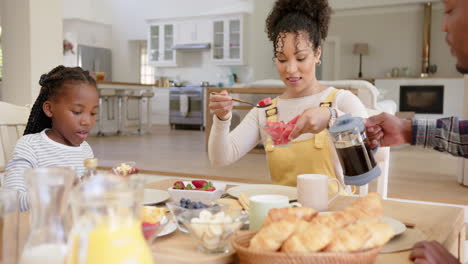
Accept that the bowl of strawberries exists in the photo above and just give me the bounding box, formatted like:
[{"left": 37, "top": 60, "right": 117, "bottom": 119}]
[
  {"left": 263, "top": 115, "right": 300, "bottom": 147},
  {"left": 168, "top": 180, "right": 226, "bottom": 204}
]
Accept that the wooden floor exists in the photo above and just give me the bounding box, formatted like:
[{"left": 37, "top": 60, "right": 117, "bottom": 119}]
[{"left": 87, "top": 125, "right": 468, "bottom": 205}]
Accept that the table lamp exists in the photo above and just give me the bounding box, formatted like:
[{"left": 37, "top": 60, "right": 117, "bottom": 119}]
[{"left": 353, "top": 43, "right": 369, "bottom": 78}]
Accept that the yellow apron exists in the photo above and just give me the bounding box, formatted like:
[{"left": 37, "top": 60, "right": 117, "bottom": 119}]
[{"left": 265, "top": 88, "right": 342, "bottom": 196}]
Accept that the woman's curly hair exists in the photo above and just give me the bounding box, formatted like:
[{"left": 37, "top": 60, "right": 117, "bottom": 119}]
[{"left": 265, "top": 0, "right": 332, "bottom": 55}]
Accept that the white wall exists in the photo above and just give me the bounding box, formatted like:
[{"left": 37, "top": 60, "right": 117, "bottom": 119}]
[
  {"left": 329, "top": 4, "right": 459, "bottom": 80},
  {"left": 1, "top": 0, "right": 63, "bottom": 105},
  {"left": 62, "top": 0, "right": 112, "bottom": 25}
]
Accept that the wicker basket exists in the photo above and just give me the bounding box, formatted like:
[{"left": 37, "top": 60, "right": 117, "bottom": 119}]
[{"left": 232, "top": 231, "right": 382, "bottom": 264}]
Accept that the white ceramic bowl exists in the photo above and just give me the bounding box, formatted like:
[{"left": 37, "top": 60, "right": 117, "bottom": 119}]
[{"left": 167, "top": 181, "right": 226, "bottom": 204}]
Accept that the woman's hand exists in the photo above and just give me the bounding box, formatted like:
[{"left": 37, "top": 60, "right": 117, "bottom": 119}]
[
  {"left": 289, "top": 107, "right": 331, "bottom": 139},
  {"left": 209, "top": 91, "right": 233, "bottom": 121}
]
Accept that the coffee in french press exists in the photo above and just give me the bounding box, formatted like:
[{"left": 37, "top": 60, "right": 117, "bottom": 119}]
[{"left": 329, "top": 114, "right": 381, "bottom": 186}]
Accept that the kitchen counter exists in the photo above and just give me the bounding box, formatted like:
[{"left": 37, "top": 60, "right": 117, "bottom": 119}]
[{"left": 97, "top": 81, "right": 156, "bottom": 90}]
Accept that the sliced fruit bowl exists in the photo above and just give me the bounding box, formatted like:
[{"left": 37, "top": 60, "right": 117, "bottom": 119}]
[
  {"left": 168, "top": 180, "right": 226, "bottom": 204},
  {"left": 263, "top": 115, "right": 300, "bottom": 147},
  {"left": 141, "top": 206, "right": 171, "bottom": 244}
]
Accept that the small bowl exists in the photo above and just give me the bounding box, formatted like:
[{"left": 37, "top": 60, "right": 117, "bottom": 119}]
[
  {"left": 166, "top": 202, "right": 226, "bottom": 233},
  {"left": 263, "top": 123, "right": 295, "bottom": 147},
  {"left": 177, "top": 206, "right": 248, "bottom": 254},
  {"left": 167, "top": 181, "right": 225, "bottom": 204},
  {"left": 112, "top": 161, "right": 138, "bottom": 177}
]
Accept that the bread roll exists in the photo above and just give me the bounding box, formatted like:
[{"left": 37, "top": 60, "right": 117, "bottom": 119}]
[
  {"left": 324, "top": 223, "right": 372, "bottom": 252},
  {"left": 361, "top": 222, "right": 394, "bottom": 249},
  {"left": 263, "top": 207, "right": 317, "bottom": 227},
  {"left": 249, "top": 215, "right": 297, "bottom": 251},
  {"left": 281, "top": 223, "right": 333, "bottom": 253}
]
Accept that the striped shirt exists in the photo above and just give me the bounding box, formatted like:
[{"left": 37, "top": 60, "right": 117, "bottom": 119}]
[
  {"left": 3, "top": 129, "right": 94, "bottom": 211},
  {"left": 412, "top": 117, "right": 468, "bottom": 158}
]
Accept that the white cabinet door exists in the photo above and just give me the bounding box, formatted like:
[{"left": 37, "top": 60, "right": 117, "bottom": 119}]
[
  {"left": 176, "top": 20, "right": 211, "bottom": 44},
  {"left": 211, "top": 15, "right": 244, "bottom": 65},
  {"left": 148, "top": 23, "right": 177, "bottom": 66}
]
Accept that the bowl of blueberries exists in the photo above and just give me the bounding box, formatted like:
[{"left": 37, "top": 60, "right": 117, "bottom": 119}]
[{"left": 166, "top": 199, "right": 224, "bottom": 233}]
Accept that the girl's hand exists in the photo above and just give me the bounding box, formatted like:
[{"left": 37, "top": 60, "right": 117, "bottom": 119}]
[
  {"left": 209, "top": 91, "right": 233, "bottom": 121},
  {"left": 290, "top": 107, "right": 331, "bottom": 139}
]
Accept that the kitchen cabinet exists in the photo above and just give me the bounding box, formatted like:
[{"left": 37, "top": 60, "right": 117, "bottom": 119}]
[
  {"left": 211, "top": 15, "right": 244, "bottom": 65},
  {"left": 148, "top": 23, "right": 177, "bottom": 66},
  {"left": 175, "top": 20, "right": 211, "bottom": 45}
]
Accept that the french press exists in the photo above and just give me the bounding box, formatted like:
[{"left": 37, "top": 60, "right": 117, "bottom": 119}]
[{"left": 329, "top": 114, "right": 381, "bottom": 186}]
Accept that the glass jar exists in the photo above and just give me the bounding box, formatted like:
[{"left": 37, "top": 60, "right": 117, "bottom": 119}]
[
  {"left": 66, "top": 174, "right": 153, "bottom": 264},
  {"left": 19, "top": 167, "right": 75, "bottom": 264},
  {"left": 329, "top": 115, "right": 381, "bottom": 186}
]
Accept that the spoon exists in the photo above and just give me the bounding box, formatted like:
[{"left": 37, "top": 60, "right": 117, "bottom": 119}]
[{"left": 210, "top": 92, "right": 272, "bottom": 108}]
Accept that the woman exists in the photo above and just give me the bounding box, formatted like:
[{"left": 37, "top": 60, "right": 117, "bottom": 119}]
[{"left": 208, "top": 0, "right": 367, "bottom": 194}]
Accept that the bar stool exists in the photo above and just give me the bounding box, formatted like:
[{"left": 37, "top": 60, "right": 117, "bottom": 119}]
[
  {"left": 141, "top": 89, "right": 155, "bottom": 134},
  {"left": 115, "top": 89, "right": 128, "bottom": 136},
  {"left": 97, "top": 88, "right": 117, "bottom": 136},
  {"left": 116, "top": 89, "right": 146, "bottom": 135}
]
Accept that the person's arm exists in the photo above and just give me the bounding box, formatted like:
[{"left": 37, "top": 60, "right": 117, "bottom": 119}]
[
  {"left": 208, "top": 108, "right": 261, "bottom": 167},
  {"left": 4, "top": 139, "right": 38, "bottom": 212},
  {"left": 413, "top": 117, "right": 468, "bottom": 158}
]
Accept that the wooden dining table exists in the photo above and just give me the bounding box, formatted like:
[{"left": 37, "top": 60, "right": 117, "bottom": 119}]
[{"left": 146, "top": 178, "right": 465, "bottom": 264}]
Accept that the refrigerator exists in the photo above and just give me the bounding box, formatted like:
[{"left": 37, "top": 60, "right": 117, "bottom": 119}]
[{"left": 77, "top": 44, "right": 112, "bottom": 81}]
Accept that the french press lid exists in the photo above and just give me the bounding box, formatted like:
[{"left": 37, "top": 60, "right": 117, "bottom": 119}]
[{"left": 328, "top": 114, "right": 364, "bottom": 136}]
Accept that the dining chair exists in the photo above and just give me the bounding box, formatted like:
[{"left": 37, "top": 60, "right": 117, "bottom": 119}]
[{"left": 0, "top": 101, "right": 30, "bottom": 180}]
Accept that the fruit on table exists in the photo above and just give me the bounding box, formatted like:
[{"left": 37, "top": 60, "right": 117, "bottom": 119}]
[
  {"left": 263, "top": 115, "right": 300, "bottom": 146},
  {"left": 257, "top": 97, "right": 272, "bottom": 107},
  {"left": 173, "top": 181, "right": 185, "bottom": 189},
  {"left": 179, "top": 198, "right": 210, "bottom": 209},
  {"left": 172, "top": 180, "right": 217, "bottom": 191},
  {"left": 142, "top": 221, "right": 161, "bottom": 240},
  {"left": 142, "top": 206, "right": 167, "bottom": 223},
  {"left": 115, "top": 163, "right": 138, "bottom": 176},
  {"left": 188, "top": 210, "right": 242, "bottom": 250}
]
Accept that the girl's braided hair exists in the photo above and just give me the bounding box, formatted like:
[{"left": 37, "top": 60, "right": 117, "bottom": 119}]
[
  {"left": 265, "top": 0, "right": 332, "bottom": 56},
  {"left": 23, "top": 65, "right": 97, "bottom": 135}
]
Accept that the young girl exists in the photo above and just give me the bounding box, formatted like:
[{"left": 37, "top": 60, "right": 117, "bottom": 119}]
[
  {"left": 208, "top": 0, "right": 368, "bottom": 194},
  {"left": 4, "top": 65, "right": 99, "bottom": 211}
]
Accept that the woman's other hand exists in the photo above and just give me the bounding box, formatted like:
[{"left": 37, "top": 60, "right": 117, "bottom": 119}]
[
  {"left": 290, "top": 107, "right": 331, "bottom": 139},
  {"left": 209, "top": 91, "right": 233, "bottom": 121}
]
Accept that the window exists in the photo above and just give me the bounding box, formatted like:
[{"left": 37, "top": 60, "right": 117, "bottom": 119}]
[{"left": 140, "top": 40, "right": 155, "bottom": 84}]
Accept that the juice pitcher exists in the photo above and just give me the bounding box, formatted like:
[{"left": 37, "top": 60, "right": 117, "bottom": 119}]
[
  {"left": 66, "top": 174, "right": 153, "bottom": 264},
  {"left": 19, "top": 167, "right": 75, "bottom": 264}
]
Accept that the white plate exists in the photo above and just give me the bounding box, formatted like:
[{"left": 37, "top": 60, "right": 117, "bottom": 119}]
[
  {"left": 382, "top": 216, "right": 406, "bottom": 236},
  {"left": 157, "top": 220, "right": 177, "bottom": 237},
  {"left": 318, "top": 212, "right": 407, "bottom": 236},
  {"left": 143, "top": 189, "right": 170, "bottom": 205},
  {"left": 227, "top": 184, "right": 297, "bottom": 201}
]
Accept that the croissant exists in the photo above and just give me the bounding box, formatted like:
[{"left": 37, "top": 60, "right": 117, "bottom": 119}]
[
  {"left": 263, "top": 207, "right": 317, "bottom": 227},
  {"left": 281, "top": 223, "right": 333, "bottom": 253},
  {"left": 309, "top": 211, "right": 357, "bottom": 230},
  {"left": 351, "top": 192, "right": 384, "bottom": 220},
  {"left": 361, "top": 222, "right": 394, "bottom": 249},
  {"left": 324, "top": 223, "right": 372, "bottom": 252},
  {"left": 249, "top": 215, "right": 298, "bottom": 251}
]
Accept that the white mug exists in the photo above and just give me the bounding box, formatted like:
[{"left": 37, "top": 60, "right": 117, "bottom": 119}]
[
  {"left": 297, "top": 174, "right": 341, "bottom": 211},
  {"left": 249, "top": 194, "right": 301, "bottom": 231}
]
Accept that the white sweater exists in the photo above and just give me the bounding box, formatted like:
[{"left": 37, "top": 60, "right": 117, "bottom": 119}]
[
  {"left": 208, "top": 87, "right": 368, "bottom": 182},
  {"left": 4, "top": 129, "right": 94, "bottom": 211}
]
